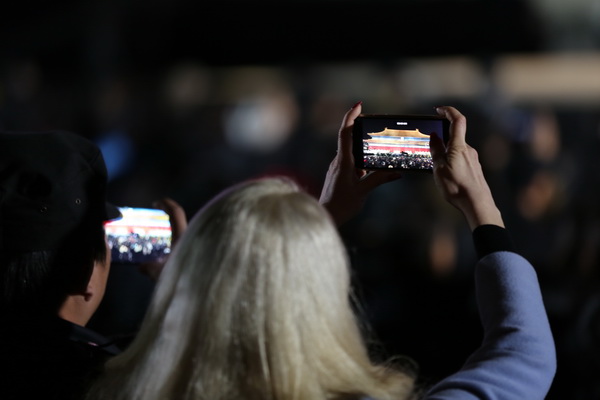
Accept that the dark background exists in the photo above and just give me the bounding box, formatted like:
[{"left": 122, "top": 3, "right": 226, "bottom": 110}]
[{"left": 2, "top": 1, "right": 600, "bottom": 398}]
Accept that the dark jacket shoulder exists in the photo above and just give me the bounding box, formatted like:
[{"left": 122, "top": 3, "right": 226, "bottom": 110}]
[{"left": 0, "top": 316, "right": 121, "bottom": 400}]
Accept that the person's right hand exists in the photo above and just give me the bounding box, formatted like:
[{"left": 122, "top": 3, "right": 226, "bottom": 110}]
[
  {"left": 429, "top": 106, "right": 504, "bottom": 231},
  {"left": 319, "top": 101, "right": 402, "bottom": 226}
]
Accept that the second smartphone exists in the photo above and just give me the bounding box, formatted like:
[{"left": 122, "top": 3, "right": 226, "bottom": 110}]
[{"left": 105, "top": 207, "right": 172, "bottom": 264}]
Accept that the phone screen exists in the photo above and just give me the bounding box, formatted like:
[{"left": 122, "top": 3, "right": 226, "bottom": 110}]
[
  {"left": 352, "top": 114, "right": 449, "bottom": 171},
  {"left": 105, "top": 207, "right": 172, "bottom": 264}
]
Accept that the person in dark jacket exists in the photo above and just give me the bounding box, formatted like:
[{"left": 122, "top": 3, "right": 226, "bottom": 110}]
[{"left": 0, "top": 130, "right": 123, "bottom": 400}]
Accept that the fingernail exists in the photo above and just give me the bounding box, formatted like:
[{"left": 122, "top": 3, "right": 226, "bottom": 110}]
[
  {"left": 351, "top": 101, "right": 363, "bottom": 109},
  {"left": 434, "top": 106, "right": 443, "bottom": 114}
]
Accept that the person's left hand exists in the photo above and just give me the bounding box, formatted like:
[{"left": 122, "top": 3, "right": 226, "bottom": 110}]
[
  {"left": 319, "top": 101, "right": 402, "bottom": 226},
  {"left": 137, "top": 197, "right": 188, "bottom": 281}
]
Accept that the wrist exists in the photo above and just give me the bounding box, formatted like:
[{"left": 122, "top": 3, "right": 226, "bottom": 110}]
[
  {"left": 456, "top": 190, "right": 504, "bottom": 231},
  {"left": 464, "top": 202, "right": 504, "bottom": 231}
]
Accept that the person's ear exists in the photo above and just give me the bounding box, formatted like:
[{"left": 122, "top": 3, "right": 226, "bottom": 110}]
[{"left": 83, "top": 284, "right": 93, "bottom": 302}]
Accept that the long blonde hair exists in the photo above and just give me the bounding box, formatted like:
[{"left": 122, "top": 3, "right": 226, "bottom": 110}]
[{"left": 87, "top": 177, "right": 416, "bottom": 400}]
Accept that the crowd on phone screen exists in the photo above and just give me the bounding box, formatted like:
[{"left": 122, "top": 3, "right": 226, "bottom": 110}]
[
  {"left": 364, "top": 152, "right": 434, "bottom": 170},
  {"left": 107, "top": 234, "right": 171, "bottom": 264}
]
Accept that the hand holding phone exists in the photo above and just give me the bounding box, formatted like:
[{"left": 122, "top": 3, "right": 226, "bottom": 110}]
[
  {"left": 320, "top": 102, "right": 404, "bottom": 227},
  {"left": 352, "top": 114, "right": 449, "bottom": 171}
]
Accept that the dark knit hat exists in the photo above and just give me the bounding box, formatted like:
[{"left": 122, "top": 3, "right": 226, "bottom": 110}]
[{"left": 0, "top": 130, "right": 121, "bottom": 252}]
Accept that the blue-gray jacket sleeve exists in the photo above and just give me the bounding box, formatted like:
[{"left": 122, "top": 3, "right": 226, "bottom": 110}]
[{"left": 424, "top": 250, "right": 557, "bottom": 400}]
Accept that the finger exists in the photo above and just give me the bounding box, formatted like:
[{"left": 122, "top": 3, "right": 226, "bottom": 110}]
[
  {"left": 436, "top": 106, "right": 467, "bottom": 148},
  {"left": 337, "top": 101, "right": 362, "bottom": 162}
]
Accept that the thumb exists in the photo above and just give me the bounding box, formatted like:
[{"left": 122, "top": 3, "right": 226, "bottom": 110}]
[{"left": 153, "top": 197, "right": 187, "bottom": 245}]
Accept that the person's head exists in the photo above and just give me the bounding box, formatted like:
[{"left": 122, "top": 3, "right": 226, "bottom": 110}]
[
  {"left": 87, "top": 177, "right": 415, "bottom": 400},
  {"left": 0, "top": 130, "right": 121, "bottom": 320}
]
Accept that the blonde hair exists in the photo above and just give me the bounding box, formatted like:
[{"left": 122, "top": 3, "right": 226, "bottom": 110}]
[{"left": 87, "top": 177, "right": 416, "bottom": 400}]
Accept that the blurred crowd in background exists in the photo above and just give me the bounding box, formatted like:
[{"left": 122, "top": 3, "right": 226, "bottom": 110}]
[{"left": 2, "top": 1, "right": 600, "bottom": 398}]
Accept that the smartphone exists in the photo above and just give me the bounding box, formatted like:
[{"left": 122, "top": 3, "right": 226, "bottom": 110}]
[
  {"left": 352, "top": 114, "right": 449, "bottom": 171},
  {"left": 104, "top": 207, "right": 172, "bottom": 264}
]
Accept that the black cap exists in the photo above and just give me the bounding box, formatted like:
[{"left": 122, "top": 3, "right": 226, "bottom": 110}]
[{"left": 0, "top": 130, "right": 122, "bottom": 253}]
